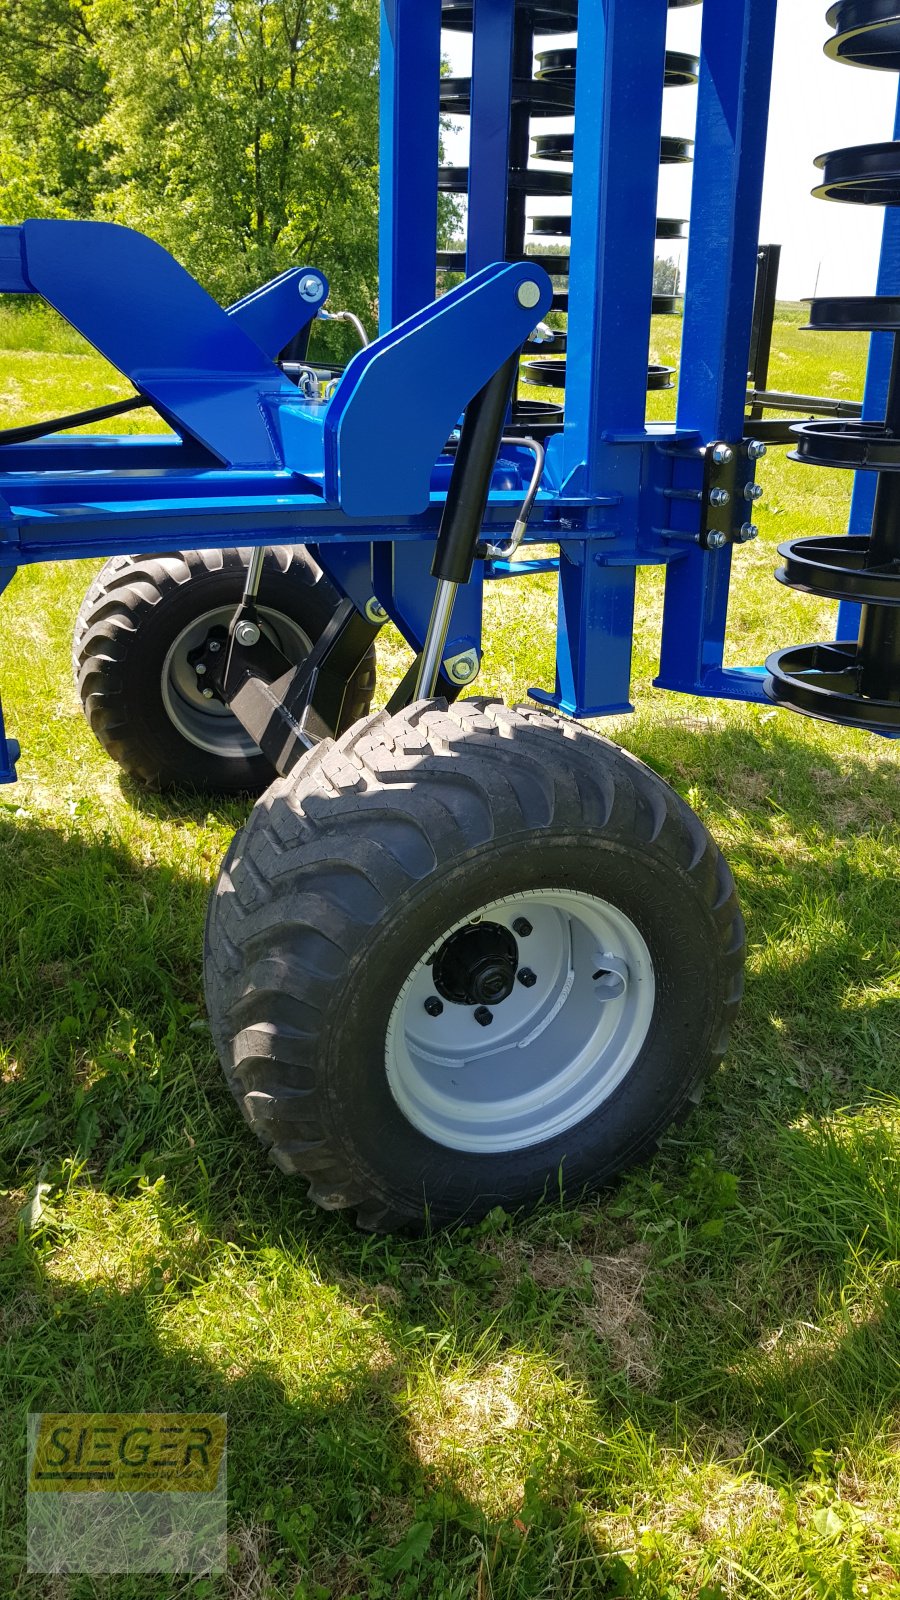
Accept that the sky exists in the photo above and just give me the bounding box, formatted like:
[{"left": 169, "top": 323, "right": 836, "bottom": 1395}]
[{"left": 444, "top": 0, "right": 899, "bottom": 301}]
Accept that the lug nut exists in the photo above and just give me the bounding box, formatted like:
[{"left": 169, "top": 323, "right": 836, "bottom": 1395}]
[
  {"left": 709, "top": 488, "right": 730, "bottom": 507},
  {"left": 474, "top": 1006, "right": 494, "bottom": 1027},
  {"left": 207, "top": 639, "right": 222, "bottom": 654},
  {"left": 195, "top": 662, "right": 207, "bottom": 676},
  {"left": 745, "top": 482, "right": 764, "bottom": 502},
  {"left": 512, "top": 918, "right": 532, "bottom": 937},
  {"left": 424, "top": 996, "right": 443, "bottom": 1017},
  {"left": 517, "top": 968, "right": 537, "bottom": 989},
  {"left": 711, "top": 443, "right": 733, "bottom": 465},
  {"left": 201, "top": 687, "right": 215, "bottom": 700}
]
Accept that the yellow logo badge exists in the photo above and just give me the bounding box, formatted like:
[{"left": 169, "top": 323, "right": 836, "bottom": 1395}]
[{"left": 29, "top": 1414, "right": 226, "bottom": 1494}]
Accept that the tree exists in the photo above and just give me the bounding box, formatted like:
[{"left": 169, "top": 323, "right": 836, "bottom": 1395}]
[
  {"left": 0, "top": 0, "right": 382, "bottom": 327},
  {"left": 90, "top": 0, "right": 381, "bottom": 315},
  {"left": 0, "top": 0, "right": 108, "bottom": 218}
]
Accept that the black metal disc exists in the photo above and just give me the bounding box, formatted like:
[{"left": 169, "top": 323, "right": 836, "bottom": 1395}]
[
  {"left": 439, "top": 75, "right": 574, "bottom": 116},
  {"left": 776, "top": 534, "right": 900, "bottom": 604},
  {"left": 522, "top": 358, "right": 567, "bottom": 389},
  {"left": 655, "top": 217, "right": 690, "bottom": 240},
  {"left": 790, "top": 418, "right": 900, "bottom": 470},
  {"left": 813, "top": 142, "right": 900, "bottom": 204},
  {"left": 765, "top": 640, "right": 900, "bottom": 731},
  {"left": 438, "top": 165, "right": 572, "bottom": 196},
  {"left": 530, "top": 214, "right": 573, "bottom": 238},
  {"left": 803, "top": 294, "right": 900, "bottom": 330},
  {"left": 535, "top": 46, "right": 698, "bottom": 88},
  {"left": 532, "top": 132, "right": 694, "bottom": 164},
  {"left": 441, "top": 0, "right": 579, "bottom": 32},
  {"left": 436, "top": 249, "right": 569, "bottom": 274},
  {"left": 509, "top": 397, "right": 565, "bottom": 436},
  {"left": 826, "top": 1, "right": 900, "bottom": 71},
  {"left": 521, "top": 358, "right": 675, "bottom": 391}
]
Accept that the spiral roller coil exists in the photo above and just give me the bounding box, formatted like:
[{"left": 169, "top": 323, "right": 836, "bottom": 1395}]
[
  {"left": 766, "top": 0, "right": 900, "bottom": 732},
  {"left": 438, "top": 0, "right": 701, "bottom": 437}
]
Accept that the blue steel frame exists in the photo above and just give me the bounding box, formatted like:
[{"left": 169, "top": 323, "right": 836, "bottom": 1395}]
[{"left": 0, "top": 0, "right": 897, "bottom": 785}]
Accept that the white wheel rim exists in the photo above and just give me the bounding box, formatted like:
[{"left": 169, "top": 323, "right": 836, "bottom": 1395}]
[
  {"left": 385, "top": 888, "right": 656, "bottom": 1153},
  {"left": 160, "top": 605, "right": 312, "bottom": 759}
]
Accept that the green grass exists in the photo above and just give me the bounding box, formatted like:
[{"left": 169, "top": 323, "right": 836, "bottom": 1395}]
[{"left": 0, "top": 304, "right": 899, "bottom": 1600}]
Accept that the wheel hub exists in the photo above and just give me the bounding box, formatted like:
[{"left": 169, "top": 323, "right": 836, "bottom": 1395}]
[
  {"left": 385, "top": 889, "right": 656, "bottom": 1154},
  {"left": 432, "top": 920, "right": 519, "bottom": 1007},
  {"left": 160, "top": 604, "right": 313, "bottom": 759}
]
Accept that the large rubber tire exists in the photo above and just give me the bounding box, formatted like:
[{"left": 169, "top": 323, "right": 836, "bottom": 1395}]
[
  {"left": 204, "top": 700, "right": 745, "bottom": 1231},
  {"left": 73, "top": 547, "right": 377, "bottom": 795}
]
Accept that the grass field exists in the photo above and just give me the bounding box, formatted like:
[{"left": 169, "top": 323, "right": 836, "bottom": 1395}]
[{"left": 0, "top": 303, "right": 898, "bottom": 1600}]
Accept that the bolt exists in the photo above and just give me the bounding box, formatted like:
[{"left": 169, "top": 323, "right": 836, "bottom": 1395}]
[
  {"left": 298, "top": 274, "right": 323, "bottom": 303},
  {"left": 706, "top": 530, "right": 728, "bottom": 551},
  {"left": 711, "top": 443, "right": 734, "bottom": 466},
  {"left": 446, "top": 651, "right": 479, "bottom": 684},
  {"left": 745, "top": 482, "right": 764, "bottom": 502},
  {"left": 739, "top": 522, "right": 759, "bottom": 543},
  {"left": 207, "top": 639, "right": 222, "bottom": 654},
  {"left": 201, "top": 687, "right": 215, "bottom": 700},
  {"left": 474, "top": 1006, "right": 494, "bottom": 1027},
  {"left": 709, "top": 488, "right": 730, "bottom": 507},
  {"left": 195, "top": 662, "right": 207, "bottom": 676},
  {"left": 424, "top": 996, "right": 443, "bottom": 1017},
  {"left": 748, "top": 440, "right": 768, "bottom": 461},
  {"left": 516, "top": 280, "right": 542, "bottom": 310},
  {"left": 235, "top": 620, "right": 261, "bottom": 648},
  {"left": 365, "top": 597, "right": 388, "bottom": 625},
  {"left": 517, "top": 968, "right": 537, "bottom": 989},
  {"left": 512, "top": 918, "right": 532, "bottom": 937}
]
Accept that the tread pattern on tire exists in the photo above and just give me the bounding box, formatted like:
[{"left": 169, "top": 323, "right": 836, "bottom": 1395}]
[
  {"left": 204, "top": 699, "right": 746, "bottom": 1230},
  {"left": 73, "top": 546, "right": 377, "bottom": 791}
]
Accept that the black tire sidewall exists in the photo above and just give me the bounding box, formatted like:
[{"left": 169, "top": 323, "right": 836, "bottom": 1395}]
[{"left": 317, "top": 831, "right": 723, "bottom": 1221}]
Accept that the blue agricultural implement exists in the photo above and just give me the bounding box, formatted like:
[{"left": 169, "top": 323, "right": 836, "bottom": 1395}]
[{"left": 1, "top": 0, "right": 897, "bottom": 1228}]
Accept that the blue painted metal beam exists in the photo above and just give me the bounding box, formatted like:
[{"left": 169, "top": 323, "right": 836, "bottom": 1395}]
[
  {"left": 656, "top": 0, "right": 778, "bottom": 700},
  {"left": 380, "top": 0, "right": 442, "bottom": 332},
  {"left": 466, "top": 0, "right": 515, "bottom": 274}
]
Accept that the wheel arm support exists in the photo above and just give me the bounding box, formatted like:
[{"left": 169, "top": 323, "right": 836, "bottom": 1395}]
[{"left": 201, "top": 598, "right": 380, "bottom": 776}]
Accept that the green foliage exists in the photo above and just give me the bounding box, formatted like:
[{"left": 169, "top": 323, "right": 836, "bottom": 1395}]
[{"left": 0, "top": 0, "right": 382, "bottom": 320}]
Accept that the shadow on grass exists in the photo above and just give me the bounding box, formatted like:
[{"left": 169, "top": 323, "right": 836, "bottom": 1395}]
[{"left": 0, "top": 711, "right": 897, "bottom": 1594}]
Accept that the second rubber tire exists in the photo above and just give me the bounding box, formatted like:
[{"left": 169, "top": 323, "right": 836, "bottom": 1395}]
[{"left": 73, "top": 547, "right": 378, "bottom": 795}]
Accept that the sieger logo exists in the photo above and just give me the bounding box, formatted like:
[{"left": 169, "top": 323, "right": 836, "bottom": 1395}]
[{"left": 29, "top": 1414, "right": 226, "bottom": 1494}]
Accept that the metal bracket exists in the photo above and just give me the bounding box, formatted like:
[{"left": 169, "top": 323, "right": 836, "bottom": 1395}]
[
  {"left": 197, "top": 596, "right": 380, "bottom": 777},
  {"left": 699, "top": 440, "right": 766, "bottom": 550}
]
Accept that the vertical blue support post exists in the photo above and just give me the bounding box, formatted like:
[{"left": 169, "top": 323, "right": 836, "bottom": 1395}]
[
  {"left": 466, "top": 0, "right": 515, "bottom": 274},
  {"left": 534, "top": 0, "right": 668, "bottom": 717},
  {"left": 380, "top": 0, "right": 442, "bottom": 332},
  {"left": 563, "top": 0, "right": 668, "bottom": 477},
  {"left": 656, "top": 0, "right": 778, "bottom": 697},
  {"left": 839, "top": 83, "right": 900, "bottom": 640}
]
